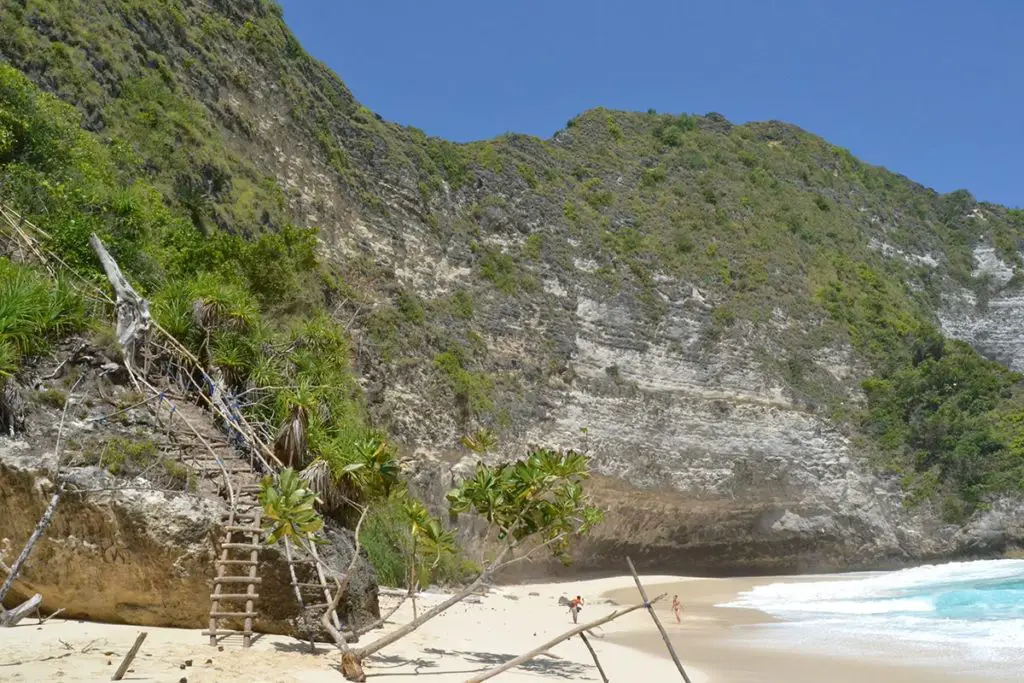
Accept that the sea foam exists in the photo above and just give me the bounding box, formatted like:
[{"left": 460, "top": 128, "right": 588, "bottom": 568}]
[{"left": 720, "top": 559, "right": 1024, "bottom": 676}]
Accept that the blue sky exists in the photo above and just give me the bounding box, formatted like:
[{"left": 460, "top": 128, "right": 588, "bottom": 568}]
[{"left": 277, "top": 1, "right": 1022, "bottom": 208}]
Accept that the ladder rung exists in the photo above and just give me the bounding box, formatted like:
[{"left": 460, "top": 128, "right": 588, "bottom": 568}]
[
  {"left": 223, "top": 525, "right": 263, "bottom": 533},
  {"left": 209, "top": 611, "right": 258, "bottom": 618},
  {"left": 220, "top": 543, "right": 262, "bottom": 550},
  {"left": 216, "top": 559, "right": 259, "bottom": 565},
  {"left": 202, "top": 629, "right": 252, "bottom": 637},
  {"left": 292, "top": 582, "right": 328, "bottom": 588},
  {"left": 211, "top": 594, "right": 259, "bottom": 600},
  {"left": 214, "top": 576, "right": 262, "bottom": 584}
]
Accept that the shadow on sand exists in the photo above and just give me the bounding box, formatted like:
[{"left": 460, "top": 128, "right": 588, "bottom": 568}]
[{"left": 365, "top": 647, "right": 589, "bottom": 679}]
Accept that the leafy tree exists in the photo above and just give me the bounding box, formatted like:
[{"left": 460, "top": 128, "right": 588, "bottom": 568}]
[{"left": 336, "top": 447, "right": 602, "bottom": 680}]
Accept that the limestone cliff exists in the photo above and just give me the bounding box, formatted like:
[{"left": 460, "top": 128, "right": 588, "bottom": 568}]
[{"left": 2, "top": 0, "right": 1024, "bottom": 579}]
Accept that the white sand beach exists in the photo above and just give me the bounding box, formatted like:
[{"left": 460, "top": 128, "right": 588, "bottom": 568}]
[
  {"left": 1, "top": 572, "right": 1004, "bottom": 683},
  {"left": 0, "top": 575, "right": 704, "bottom": 682}
]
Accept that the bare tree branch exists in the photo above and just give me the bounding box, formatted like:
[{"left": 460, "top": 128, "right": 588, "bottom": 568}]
[{"left": 465, "top": 595, "right": 667, "bottom": 683}]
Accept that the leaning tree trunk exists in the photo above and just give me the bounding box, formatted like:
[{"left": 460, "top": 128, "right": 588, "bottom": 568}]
[
  {"left": 334, "top": 544, "right": 515, "bottom": 681},
  {"left": 579, "top": 631, "right": 609, "bottom": 683},
  {"left": 0, "top": 492, "right": 61, "bottom": 618}
]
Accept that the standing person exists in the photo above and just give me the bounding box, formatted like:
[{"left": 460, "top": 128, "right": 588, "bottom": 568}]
[
  {"left": 672, "top": 594, "right": 682, "bottom": 623},
  {"left": 569, "top": 595, "right": 585, "bottom": 624}
]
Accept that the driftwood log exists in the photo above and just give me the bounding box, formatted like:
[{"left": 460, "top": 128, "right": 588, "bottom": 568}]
[
  {"left": 0, "top": 593, "right": 42, "bottom": 627},
  {"left": 0, "top": 492, "right": 61, "bottom": 626},
  {"left": 110, "top": 631, "right": 147, "bottom": 681},
  {"left": 1, "top": 370, "right": 82, "bottom": 624}
]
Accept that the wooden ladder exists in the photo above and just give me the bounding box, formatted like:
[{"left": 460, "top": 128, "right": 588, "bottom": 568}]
[
  {"left": 204, "top": 505, "right": 262, "bottom": 647},
  {"left": 283, "top": 535, "right": 343, "bottom": 634}
]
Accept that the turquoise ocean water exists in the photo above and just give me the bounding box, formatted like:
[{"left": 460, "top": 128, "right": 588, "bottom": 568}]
[{"left": 722, "top": 559, "right": 1024, "bottom": 677}]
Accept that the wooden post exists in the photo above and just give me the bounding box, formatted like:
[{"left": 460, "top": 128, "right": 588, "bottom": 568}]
[
  {"left": 625, "top": 557, "right": 691, "bottom": 683},
  {"left": 111, "top": 631, "right": 147, "bottom": 681},
  {"left": 466, "top": 596, "right": 665, "bottom": 683},
  {"left": 578, "top": 631, "right": 609, "bottom": 683},
  {"left": 0, "top": 492, "right": 61, "bottom": 608}
]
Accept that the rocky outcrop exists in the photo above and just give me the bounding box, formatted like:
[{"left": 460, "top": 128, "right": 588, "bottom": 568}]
[
  {"left": 0, "top": 343, "right": 379, "bottom": 633},
  {"left": 940, "top": 245, "right": 1024, "bottom": 372}
]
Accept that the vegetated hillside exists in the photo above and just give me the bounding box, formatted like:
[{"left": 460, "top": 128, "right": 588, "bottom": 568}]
[{"left": 3, "top": 0, "right": 1024, "bottom": 574}]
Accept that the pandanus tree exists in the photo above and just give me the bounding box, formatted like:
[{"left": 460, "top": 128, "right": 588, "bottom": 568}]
[{"left": 258, "top": 413, "right": 601, "bottom": 682}]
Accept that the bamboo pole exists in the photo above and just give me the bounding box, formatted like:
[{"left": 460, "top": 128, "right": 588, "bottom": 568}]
[
  {"left": 625, "top": 557, "right": 691, "bottom": 682},
  {"left": 466, "top": 595, "right": 665, "bottom": 683},
  {"left": 578, "top": 631, "right": 609, "bottom": 683}
]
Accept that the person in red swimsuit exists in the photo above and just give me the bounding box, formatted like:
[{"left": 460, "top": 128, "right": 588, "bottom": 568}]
[{"left": 569, "top": 595, "right": 585, "bottom": 623}]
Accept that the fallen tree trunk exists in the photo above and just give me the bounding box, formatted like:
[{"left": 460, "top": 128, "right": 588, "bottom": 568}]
[
  {"left": 465, "top": 594, "right": 666, "bottom": 683},
  {"left": 317, "top": 507, "right": 369, "bottom": 681},
  {"left": 351, "top": 543, "right": 513, "bottom": 662},
  {"left": 89, "top": 234, "right": 150, "bottom": 375}
]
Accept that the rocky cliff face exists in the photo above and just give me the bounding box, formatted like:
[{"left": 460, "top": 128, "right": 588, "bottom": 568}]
[
  {"left": 940, "top": 245, "right": 1024, "bottom": 372},
  {"left": 0, "top": 342, "right": 379, "bottom": 632},
  {"left": 3, "top": 0, "right": 1024, "bottom": 579}
]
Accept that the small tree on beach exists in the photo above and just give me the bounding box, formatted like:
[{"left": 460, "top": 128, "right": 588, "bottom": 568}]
[{"left": 334, "top": 447, "right": 603, "bottom": 680}]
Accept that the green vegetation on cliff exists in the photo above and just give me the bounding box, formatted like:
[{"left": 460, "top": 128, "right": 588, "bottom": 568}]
[
  {"left": 2, "top": 0, "right": 1024, "bottom": 521},
  {"left": 0, "top": 60, "right": 378, "bottom": 509}
]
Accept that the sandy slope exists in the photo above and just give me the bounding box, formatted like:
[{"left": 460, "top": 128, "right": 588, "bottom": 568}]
[{"left": 0, "top": 575, "right": 705, "bottom": 682}]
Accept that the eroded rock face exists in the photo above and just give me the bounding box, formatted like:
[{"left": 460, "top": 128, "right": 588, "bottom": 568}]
[
  {"left": 0, "top": 345, "right": 379, "bottom": 634},
  {"left": 0, "top": 440, "right": 380, "bottom": 635},
  {"left": 405, "top": 261, "right": 1024, "bottom": 577},
  {"left": 2, "top": 448, "right": 228, "bottom": 627}
]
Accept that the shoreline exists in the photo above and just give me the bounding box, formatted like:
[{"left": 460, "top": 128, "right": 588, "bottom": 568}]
[
  {"left": 1, "top": 570, "right": 1015, "bottom": 682},
  {"left": 602, "top": 575, "right": 1011, "bottom": 683}
]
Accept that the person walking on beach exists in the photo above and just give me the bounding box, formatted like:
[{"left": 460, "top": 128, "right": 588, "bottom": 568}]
[
  {"left": 569, "top": 595, "right": 585, "bottom": 624},
  {"left": 672, "top": 594, "right": 682, "bottom": 623}
]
